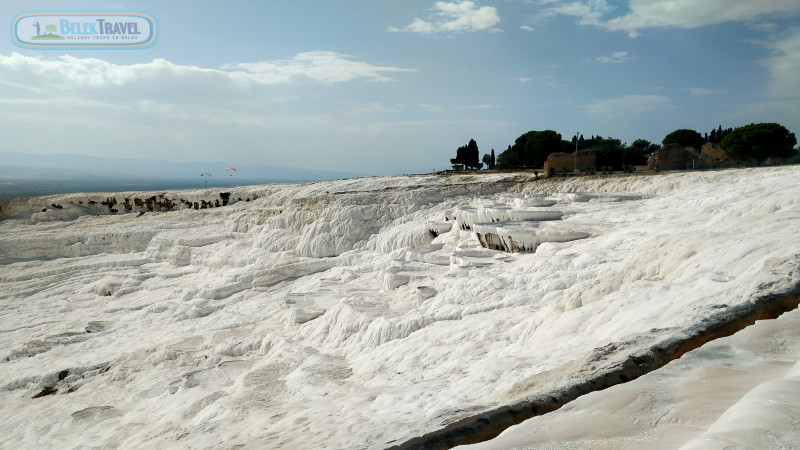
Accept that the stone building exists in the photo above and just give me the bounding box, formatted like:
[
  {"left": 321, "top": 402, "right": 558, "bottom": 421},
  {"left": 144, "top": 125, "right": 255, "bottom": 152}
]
[
  {"left": 647, "top": 144, "right": 717, "bottom": 170},
  {"left": 544, "top": 149, "right": 597, "bottom": 176}
]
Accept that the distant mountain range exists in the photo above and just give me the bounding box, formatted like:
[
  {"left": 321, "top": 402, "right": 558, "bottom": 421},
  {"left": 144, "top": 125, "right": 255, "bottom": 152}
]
[{"left": 0, "top": 151, "right": 364, "bottom": 200}]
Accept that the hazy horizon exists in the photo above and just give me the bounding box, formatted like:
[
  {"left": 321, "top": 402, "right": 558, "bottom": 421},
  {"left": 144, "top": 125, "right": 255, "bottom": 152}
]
[{"left": 0, "top": 150, "right": 371, "bottom": 201}]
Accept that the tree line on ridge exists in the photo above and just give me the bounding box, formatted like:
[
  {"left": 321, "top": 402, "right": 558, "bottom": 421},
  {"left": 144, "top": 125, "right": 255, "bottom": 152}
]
[{"left": 450, "top": 123, "right": 797, "bottom": 171}]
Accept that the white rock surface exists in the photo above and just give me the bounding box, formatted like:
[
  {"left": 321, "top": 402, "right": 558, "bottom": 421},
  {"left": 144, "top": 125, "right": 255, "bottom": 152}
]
[
  {"left": 1, "top": 168, "right": 799, "bottom": 449},
  {"left": 459, "top": 304, "right": 800, "bottom": 450}
]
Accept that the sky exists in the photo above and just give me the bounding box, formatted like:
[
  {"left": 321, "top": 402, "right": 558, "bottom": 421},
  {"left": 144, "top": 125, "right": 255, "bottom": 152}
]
[{"left": 1, "top": 0, "right": 799, "bottom": 176}]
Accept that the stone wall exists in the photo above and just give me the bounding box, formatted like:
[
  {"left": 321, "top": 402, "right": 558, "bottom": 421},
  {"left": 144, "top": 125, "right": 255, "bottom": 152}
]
[
  {"left": 701, "top": 142, "right": 725, "bottom": 161},
  {"left": 648, "top": 144, "right": 715, "bottom": 170},
  {"left": 544, "top": 150, "right": 597, "bottom": 176}
]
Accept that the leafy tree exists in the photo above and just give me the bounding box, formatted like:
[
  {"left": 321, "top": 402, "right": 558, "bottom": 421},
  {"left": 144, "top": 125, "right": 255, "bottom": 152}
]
[
  {"left": 593, "top": 138, "right": 627, "bottom": 169},
  {"left": 720, "top": 123, "right": 797, "bottom": 163},
  {"left": 568, "top": 134, "right": 586, "bottom": 149},
  {"left": 571, "top": 135, "right": 649, "bottom": 170},
  {"left": 496, "top": 145, "right": 518, "bottom": 168},
  {"left": 706, "top": 125, "right": 734, "bottom": 144},
  {"left": 578, "top": 135, "right": 598, "bottom": 150},
  {"left": 467, "top": 139, "right": 479, "bottom": 166},
  {"left": 45, "top": 24, "right": 56, "bottom": 34},
  {"left": 481, "top": 149, "right": 496, "bottom": 169},
  {"left": 630, "top": 139, "right": 659, "bottom": 159},
  {"left": 663, "top": 129, "right": 704, "bottom": 150},
  {"left": 510, "top": 130, "right": 564, "bottom": 168},
  {"left": 450, "top": 138, "right": 481, "bottom": 169},
  {"left": 719, "top": 127, "right": 733, "bottom": 143},
  {"left": 450, "top": 145, "right": 466, "bottom": 169}
]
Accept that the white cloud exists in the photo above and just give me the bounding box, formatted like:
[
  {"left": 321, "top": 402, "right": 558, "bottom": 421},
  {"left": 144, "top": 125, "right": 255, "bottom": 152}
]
[
  {"left": 0, "top": 53, "right": 146, "bottom": 91},
  {"left": 520, "top": 25, "right": 534, "bottom": 31},
  {"left": 689, "top": 87, "right": 714, "bottom": 96},
  {"left": 509, "top": 76, "right": 532, "bottom": 82},
  {"left": 463, "top": 104, "right": 501, "bottom": 109},
  {"left": 585, "top": 94, "right": 669, "bottom": 116},
  {"left": 341, "top": 102, "right": 399, "bottom": 116},
  {"left": 741, "top": 29, "right": 800, "bottom": 136},
  {"left": 605, "top": 0, "right": 800, "bottom": 37},
  {"left": 390, "top": 1, "right": 501, "bottom": 34},
  {"left": 419, "top": 103, "right": 501, "bottom": 112},
  {"left": 538, "top": 0, "right": 800, "bottom": 37},
  {"left": 0, "top": 52, "right": 420, "bottom": 171},
  {"left": 401, "top": 18, "right": 437, "bottom": 34},
  {"left": 230, "top": 52, "right": 416, "bottom": 83},
  {"left": 0, "top": 51, "right": 416, "bottom": 95},
  {"left": 541, "top": 74, "right": 568, "bottom": 88},
  {"left": 538, "top": 0, "right": 612, "bottom": 27},
  {"left": 765, "top": 29, "right": 800, "bottom": 98},
  {"left": 419, "top": 103, "right": 447, "bottom": 113},
  {"left": 596, "top": 51, "right": 631, "bottom": 63}
]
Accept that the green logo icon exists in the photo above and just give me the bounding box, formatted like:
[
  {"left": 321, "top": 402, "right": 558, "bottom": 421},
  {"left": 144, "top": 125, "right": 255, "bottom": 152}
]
[{"left": 30, "top": 21, "right": 64, "bottom": 40}]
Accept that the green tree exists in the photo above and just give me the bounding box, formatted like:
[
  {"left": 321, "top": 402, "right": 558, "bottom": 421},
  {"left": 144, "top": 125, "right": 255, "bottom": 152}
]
[
  {"left": 496, "top": 145, "right": 518, "bottom": 168},
  {"left": 593, "top": 138, "right": 627, "bottom": 170},
  {"left": 482, "top": 149, "right": 496, "bottom": 169},
  {"left": 450, "top": 146, "right": 465, "bottom": 169},
  {"left": 450, "top": 139, "right": 481, "bottom": 169},
  {"left": 707, "top": 125, "right": 734, "bottom": 144},
  {"left": 662, "top": 129, "right": 704, "bottom": 150},
  {"left": 720, "top": 123, "right": 797, "bottom": 163},
  {"left": 568, "top": 135, "right": 647, "bottom": 170},
  {"left": 630, "top": 139, "right": 659, "bottom": 160},
  {"left": 467, "top": 139, "right": 480, "bottom": 169},
  {"left": 512, "top": 130, "right": 564, "bottom": 168}
]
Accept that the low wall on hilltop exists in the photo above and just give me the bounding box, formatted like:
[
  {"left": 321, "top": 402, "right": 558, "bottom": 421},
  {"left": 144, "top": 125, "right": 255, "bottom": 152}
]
[{"left": 544, "top": 150, "right": 597, "bottom": 176}]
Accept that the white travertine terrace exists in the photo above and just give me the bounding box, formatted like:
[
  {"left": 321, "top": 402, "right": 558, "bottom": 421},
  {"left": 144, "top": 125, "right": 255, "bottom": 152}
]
[{"left": 1, "top": 167, "right": 799, "bottom": 448}]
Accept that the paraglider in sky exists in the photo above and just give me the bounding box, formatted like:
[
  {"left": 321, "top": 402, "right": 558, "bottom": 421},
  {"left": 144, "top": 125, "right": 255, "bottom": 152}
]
[
  {"left": 225, "top": 167, "right": 237, "bottom": 176},
  {"left": 201, "top": 172, "right": 212, "bottom": 183}
]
